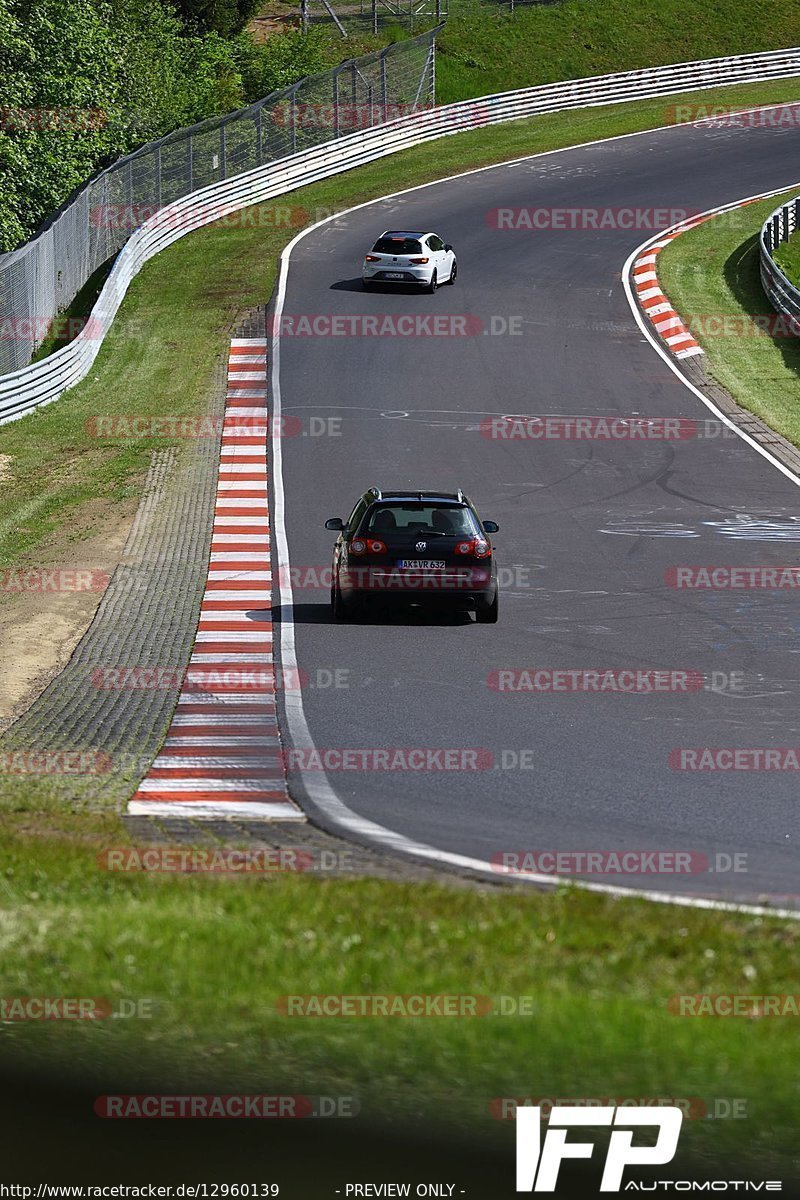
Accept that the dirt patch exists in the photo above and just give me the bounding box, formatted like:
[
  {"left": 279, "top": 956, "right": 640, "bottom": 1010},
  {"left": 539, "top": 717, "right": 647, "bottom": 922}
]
[
  {"left": 0, "top": 455, "right": 12, "bottom": 483},
  {"left": 0, "top": 501, "right": 138, "bottom": 732},
  {"left": 248, "top": 11, "right": 299, "bottom": 42}
]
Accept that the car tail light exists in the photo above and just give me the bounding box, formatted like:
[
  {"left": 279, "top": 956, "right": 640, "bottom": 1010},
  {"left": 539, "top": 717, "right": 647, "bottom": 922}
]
[
  {"left": 364, "top": 255, "right": 380, "bottom": 262},
  {"left": 455, "top": 538, "right": 491, "bottom": 558},
  {"left": 409, "top": 257, "right": 429, "bottom": 264},
  {"left": 350, "top": 537, "right": 386, "bottom": 555}
]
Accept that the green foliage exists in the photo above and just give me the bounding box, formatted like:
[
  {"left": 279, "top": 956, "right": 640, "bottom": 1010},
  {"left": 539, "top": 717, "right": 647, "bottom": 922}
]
[
  {"left": 165, "top": 0, "right": 261, "bottom": 37},
  {"left": 0, "top": 0, "right": 359, "bottom": 253},
  {"left": 232, "top": 28, "right": 332, "bottom": 103},
  {"left": 0, "top": 0, "right": 254, "bottom": 251}
]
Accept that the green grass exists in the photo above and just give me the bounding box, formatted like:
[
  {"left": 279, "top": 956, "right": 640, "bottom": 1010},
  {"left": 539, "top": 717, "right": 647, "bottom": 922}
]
[
  {"left": 659, "top": 189, "right": 800, "bottom": 447},
  {"left": 30, "top": 261, "right": 114, "bottom": 364},
  {"left": 1, "top": 816, "right": 800, "bottom": 1174},
  {"left": 436, "top": 0, "right": 800, "bottom": 103},
  {"left": 4, "top": 75, "right": 800, "bottom": 572},
  {"left": 5, "top": 81, "right": 800, "bottom": 1175},
  {"left": 773, "top": 214, "right": 800, "bottom": 286}
]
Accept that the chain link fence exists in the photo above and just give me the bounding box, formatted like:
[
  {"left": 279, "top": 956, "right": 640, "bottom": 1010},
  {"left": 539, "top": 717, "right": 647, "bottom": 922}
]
[
  {"left": 297, "top": 0, "right": 446, "bottom": 37},
  {"left": 0, "top": 28, "right": 438, "bottom": 376}
]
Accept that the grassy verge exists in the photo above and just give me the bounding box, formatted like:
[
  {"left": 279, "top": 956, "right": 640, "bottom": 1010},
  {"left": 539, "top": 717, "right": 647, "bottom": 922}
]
[
  {"left": 659, "top": 189, "right": 800, "bottom": 447},
  {"left": 772, "top": 214, "right": 800, "bottom": 285},
  {"left": 30, "top": 261, "right": 115, "bottom": 364},
  {"left": 436, "top": 0, "right": 800, "bottom": 103},
  {"left": 2, "top": 816, "right": 800, "bottom": 1175},
  {"left": 5, "top": 75, "right": 800, "bottom": 572},
  {"left": 5, "top": 81, "right": 800, "bottom": 1176}
]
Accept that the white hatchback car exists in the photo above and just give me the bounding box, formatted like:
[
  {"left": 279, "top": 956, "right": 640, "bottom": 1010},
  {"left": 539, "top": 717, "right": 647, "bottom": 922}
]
[{"left": 362, "top": 230, "right": 457, "bottom": 293}]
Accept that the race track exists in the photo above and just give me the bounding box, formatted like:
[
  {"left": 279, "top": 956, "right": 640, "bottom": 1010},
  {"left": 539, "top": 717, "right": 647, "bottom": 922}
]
[{"left": 273, "top": 110, "right": 800, "bottom": 907}]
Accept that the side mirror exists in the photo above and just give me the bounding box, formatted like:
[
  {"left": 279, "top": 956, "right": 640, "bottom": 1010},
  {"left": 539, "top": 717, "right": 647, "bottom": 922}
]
[
  {"left": 444, "top": 243, "right": 453, "bottom": 251},
  {"left": 325, "top": 517, "right": 345, "bottom": 531},
  {"left": 483, "top": 520, "right": 499, "bottom": 533}
]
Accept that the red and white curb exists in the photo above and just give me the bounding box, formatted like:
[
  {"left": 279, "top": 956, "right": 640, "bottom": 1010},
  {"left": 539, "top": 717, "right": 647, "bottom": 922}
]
[
  {"left": 632, "top": 194, "right": 775, "bottom": 361},
  {"left": 128, "top": 336, "right": 303, "bottom": 821},
  {"left": 631, "top": 220, "right": 710, "bottom": 359}
]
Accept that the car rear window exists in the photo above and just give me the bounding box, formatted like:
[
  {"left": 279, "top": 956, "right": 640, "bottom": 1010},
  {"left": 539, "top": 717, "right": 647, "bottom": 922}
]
[
  {"left": 364, "top": 504, "right": 479, "bottom": 536},
  {"left": 372, "top": 237, "right": 423, "bottom": 255}
]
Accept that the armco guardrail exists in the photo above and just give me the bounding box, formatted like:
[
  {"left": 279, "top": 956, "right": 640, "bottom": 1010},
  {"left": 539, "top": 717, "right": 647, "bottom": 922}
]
[
  {"left": 760, "top": 194, "right": 800, "bottom": 332},
  {"left": 0, "top": 28, "right": 439, "bottom": 380},
  {"left": 4, "top": 44, "right": 800, "bottom": 425}
]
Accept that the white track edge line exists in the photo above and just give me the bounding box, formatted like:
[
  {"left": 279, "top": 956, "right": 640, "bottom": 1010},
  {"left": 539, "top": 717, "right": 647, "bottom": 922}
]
[
  {"left": 621, "top": 182, "right": 800, "bottom": 489},
  {"left": 270, "top": 124, "right": 800, "bottom": 921}
]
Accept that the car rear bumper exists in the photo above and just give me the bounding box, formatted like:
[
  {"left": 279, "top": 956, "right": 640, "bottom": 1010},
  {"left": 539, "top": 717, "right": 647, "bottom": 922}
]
[
  {"left": 341, "top": 567, "right": 496, "bottom": 605},
  {"left": 362, "top": 267, "right": 432, "bottom": 284}
]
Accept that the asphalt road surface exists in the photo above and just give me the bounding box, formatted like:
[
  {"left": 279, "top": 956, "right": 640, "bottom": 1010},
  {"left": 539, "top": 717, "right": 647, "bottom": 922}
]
[{"left": 274, "top": 111, "right": 800, "bottom": 907}]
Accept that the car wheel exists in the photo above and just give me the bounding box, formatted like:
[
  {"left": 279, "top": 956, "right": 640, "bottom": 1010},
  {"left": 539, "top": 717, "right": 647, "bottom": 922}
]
[
  {"left": 447, "top": 259, "right": 458, "bottom": 285},
  {"left": 332, "top": 580, "right": 351, "bottom": 621},
  {"left": 427, "top": 270, "right": 438, "bottom": 294},
  {"left": 475, "top": 592, "right": 498, "bottom": 624}
]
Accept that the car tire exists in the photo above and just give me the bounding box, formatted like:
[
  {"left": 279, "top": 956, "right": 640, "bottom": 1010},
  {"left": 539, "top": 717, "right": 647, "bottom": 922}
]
[
  {"left": 447, "top": 259, "right": 458, "bottom": 285},
  {"left": 427, "top": 270, "right": 438, "bottom": 294},
  {"left": 332, "top": 580, "right": 351, "bottom": 621},
  {"left": 475, "top": 592, "right": 498, "bottom": 624}
]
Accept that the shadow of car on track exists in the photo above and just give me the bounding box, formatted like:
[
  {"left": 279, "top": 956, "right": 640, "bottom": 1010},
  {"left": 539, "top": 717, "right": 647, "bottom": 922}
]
[
  {"left": 330, "top": 277, "right": 428, "bottom": 294},
  {"left": 269, "top": 602, "right": 474, "bottom": 626}
]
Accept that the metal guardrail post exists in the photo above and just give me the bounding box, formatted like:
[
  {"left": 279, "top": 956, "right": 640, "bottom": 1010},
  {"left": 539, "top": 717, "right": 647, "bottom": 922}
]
[
  {"left": 381, "top": 52, "right": 388, "bottom": 122},
  {"left": 333, "top": 69, "right": 341, "bottom": 138},
  {"left": 9, "top": 47, "right": 800, "bottom": 415},
  {"left": 761, "top": 194, "right": 800, "bottom": 336}
]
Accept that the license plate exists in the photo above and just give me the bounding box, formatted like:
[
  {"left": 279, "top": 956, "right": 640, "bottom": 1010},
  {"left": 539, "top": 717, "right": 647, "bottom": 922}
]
[
  {"left": 384, "top": 272, "right": 404, "bottom": 279},
  {"left": 398, "top": 560, "right": 446, "bottom": 569}
]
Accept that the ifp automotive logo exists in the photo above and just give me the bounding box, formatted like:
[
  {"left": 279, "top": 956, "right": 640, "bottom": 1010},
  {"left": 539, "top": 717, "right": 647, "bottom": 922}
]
[{"left": 515, "top": 1105, "right": 682, "bottom": 1191}]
